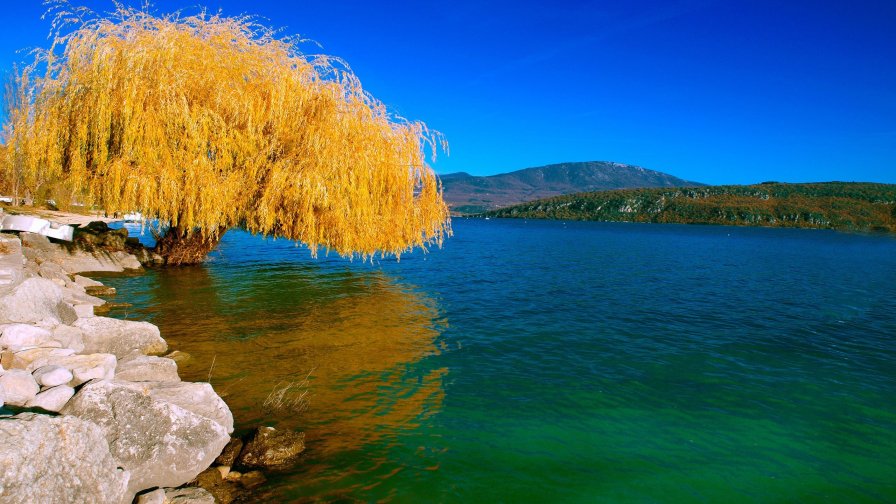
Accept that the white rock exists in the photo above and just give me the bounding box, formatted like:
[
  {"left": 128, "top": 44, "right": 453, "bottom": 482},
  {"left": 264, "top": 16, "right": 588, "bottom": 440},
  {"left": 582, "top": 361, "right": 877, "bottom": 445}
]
[
  {"left": 61, "top": 380, "right": 230, "bottom": 500},
  {"left": 162, "top": 487, "right": 216, "bottom": 503},
  {"left": 33, "top": 364, "right": 75, "bottom": 387},
  {"left": 0, "top": 234, "right": 24, "bottom": 296},
  {"left": 38, "top": 261, "right": 69, "bottom": 283},
  {"left": 135, "top": 489, "right": 166, "bottom": 504},
  {"left": 65, "top": 288, "right": 106, "bottom": 307},
  {"left": 0, "top": 412, "right": 129, "bottom": 504},
  {"left": 36, "top": 353, "right": 117, "bottom": 386},
  {"left": 116, "top": 354, "right": 180, "bottom": 382},
  {"left": 0, "top": 324, "right": 55, "bottom": 350},
  {"left": 51, "top": 324, "right": 85, "bottom": 352},
  {"left": 73, "top": 274, "right": 104, "bottom": 288},
  {"left": 0, "top": 369, "right": 40, "bottom": 406},
  {"left": 74, "top": 303, "right": 95, "bottom": 319},
  {"left": 74, "top": 316, "right": 167, "bottom": 359},
  {"left": 26, "top": 384, "right": 75, "bottom": 412},
  {"left": 0, "top": 277, "right": 78, "bottom": 325},
  {"left": 119, "top": 380, "right": 233, "bottom": 434},
  {"left": 16, "top": 347, "right": 75, "bottom": 371}
]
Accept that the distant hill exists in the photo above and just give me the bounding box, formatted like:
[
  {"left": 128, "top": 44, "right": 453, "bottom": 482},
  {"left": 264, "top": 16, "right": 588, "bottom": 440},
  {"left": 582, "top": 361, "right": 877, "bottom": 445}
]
[
  {"left": 440, "top": 161, "right": 703, "bottom": 214},
  {"left": 482, "top": 182, "right": 896, "bottom": 233}
]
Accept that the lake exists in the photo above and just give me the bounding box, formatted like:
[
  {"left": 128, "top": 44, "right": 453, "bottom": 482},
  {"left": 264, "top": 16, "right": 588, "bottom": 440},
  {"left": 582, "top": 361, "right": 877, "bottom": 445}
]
[{"left": 103, "top": 218, "right": 896, "bottom": 503}]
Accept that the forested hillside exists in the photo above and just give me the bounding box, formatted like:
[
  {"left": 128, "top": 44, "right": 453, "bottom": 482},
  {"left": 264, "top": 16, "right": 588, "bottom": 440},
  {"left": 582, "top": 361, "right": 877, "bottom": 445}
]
[{"left": 483, "top": 182, "right": 896, "bottom": 232}]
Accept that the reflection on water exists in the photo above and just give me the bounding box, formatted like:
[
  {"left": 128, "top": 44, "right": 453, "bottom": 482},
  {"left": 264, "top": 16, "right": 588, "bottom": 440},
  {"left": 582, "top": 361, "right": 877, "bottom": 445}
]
[{"left": 106, "top": 257, "right": 446, "bottom": 500}]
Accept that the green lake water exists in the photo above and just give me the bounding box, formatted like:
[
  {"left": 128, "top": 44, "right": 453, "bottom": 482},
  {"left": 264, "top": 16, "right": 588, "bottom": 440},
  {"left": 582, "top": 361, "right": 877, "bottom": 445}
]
[{"left": 103, "top": 218, "right": 896, "bottom": 502}]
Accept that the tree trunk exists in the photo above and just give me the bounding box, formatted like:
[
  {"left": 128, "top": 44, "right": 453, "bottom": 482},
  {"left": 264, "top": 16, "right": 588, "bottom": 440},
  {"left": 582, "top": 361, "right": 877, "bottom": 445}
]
[{"left": 153, "top": 226, "right": 227, "bottom": 266}]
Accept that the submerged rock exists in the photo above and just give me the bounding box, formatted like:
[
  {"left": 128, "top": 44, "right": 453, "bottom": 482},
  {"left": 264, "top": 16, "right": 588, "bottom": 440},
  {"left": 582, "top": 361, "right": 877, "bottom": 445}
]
[
  {"left": 61, "top": 380, "right": 230, "bottom": 500},
  {"left": 0, "top": 413, "right": 129, "bottom": 504},
  {"left": 74, "top": 316, "right": 167, "bottom": 358},
  {"left": 237, "top": 426, "right": 305, "bottom": 470},
  {"left": 215, "top": 437, "right": 244, "bottom": 466}
]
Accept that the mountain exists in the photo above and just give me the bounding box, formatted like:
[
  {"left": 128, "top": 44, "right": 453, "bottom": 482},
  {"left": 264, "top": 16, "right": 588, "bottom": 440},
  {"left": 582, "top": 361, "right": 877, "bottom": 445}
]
[
  {"left": 481, "top": 182, "right": 896, "bottom": 233},
  {"left": 440, "top": 161, "right": 703, "bottom": 214}
]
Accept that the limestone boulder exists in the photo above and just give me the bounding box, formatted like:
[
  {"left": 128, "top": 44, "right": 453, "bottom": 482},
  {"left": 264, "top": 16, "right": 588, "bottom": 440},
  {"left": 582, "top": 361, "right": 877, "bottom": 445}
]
[
  {"left": 162, "top": 487, "right": 216, "bottom": 504},
  {"left": 0, "top": 369, "right": 39, "bottom": 406},
  {"left": 115, "top": 354, "right": 180, "bottom": 382},
  {"left": 51, "top": 324, "right": 85, "bottom": 352},
  {"left": 0, "top": 278, "right": 78, "bottom": 325},
  {"left": 73, "top": 274, "right": 104, "bottom": 288},
  {"left": 0, "top": 323, "right": 56, "bottom": 350},
  {"left": 74, "top": 316, "right": 166, "bottom": 358},
  {"left": 61, "top": 380, "right": 230, "bottom": 500},
  {"left": 15, "top": 347, "right": 75, "bottom": 371},
  {"left": 118, "top": 380, "right": 233, "bottom": 434},
  {"left": 33, "top": 364, "right": 74, "bottom": 387},
  {"left": 0, "top": 413, "right": 129, "bottom": 504},
  {"left": 0, "top": 234, "right": 24, "bottom": 296},
  {"left": 26, "top": 384, "right": 75, "bottom": 412},
  {"left": 35, "top": 353, "right": 117, "bottom": 386}
]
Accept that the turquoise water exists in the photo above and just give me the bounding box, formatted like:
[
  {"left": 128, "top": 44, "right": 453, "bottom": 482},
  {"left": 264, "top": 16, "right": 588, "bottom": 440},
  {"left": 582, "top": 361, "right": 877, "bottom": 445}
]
[{"left": 104, "top": 219, "right": 896, "bottom": 503}]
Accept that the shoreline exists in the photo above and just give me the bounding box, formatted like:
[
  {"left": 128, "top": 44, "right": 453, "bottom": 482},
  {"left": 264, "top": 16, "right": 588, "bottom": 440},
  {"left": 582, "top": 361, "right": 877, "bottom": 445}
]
[{"left": 0, "top": 218, "right": 303, "bottom": 503}]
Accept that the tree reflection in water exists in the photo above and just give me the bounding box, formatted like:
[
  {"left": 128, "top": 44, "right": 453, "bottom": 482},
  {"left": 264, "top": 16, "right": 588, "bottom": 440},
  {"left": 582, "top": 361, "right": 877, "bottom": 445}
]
[{"left": 113, "top": 261, "right": 447, "bottom": 487}]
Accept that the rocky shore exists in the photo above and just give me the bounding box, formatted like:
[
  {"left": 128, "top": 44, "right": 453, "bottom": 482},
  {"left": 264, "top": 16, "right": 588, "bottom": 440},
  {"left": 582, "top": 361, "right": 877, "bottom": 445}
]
[{"left": 0, "top": 225, "right": 304, "bottom": 503}]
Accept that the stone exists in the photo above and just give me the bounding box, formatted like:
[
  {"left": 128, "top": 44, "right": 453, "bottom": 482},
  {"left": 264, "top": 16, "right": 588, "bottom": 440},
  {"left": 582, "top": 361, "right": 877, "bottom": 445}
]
[
  {"left": 165, "top": 350, "right": 192, "bottom": 364},
  {"left": 61, "top": 380, "right": 230, "bottom": 500},
  {"left": 33, "top": 364, "right": 74, "bottom": 387},
  {"left": 190, "top": 466, "right": 241, "bottom": 504},
  {"left": 115, "top": 354, "right": 180, "bottom": 382},
  {"left": 19, "top": 231, "right": 54, "bottom": 252},
  {"left": 0, "top": 323, "right": 55, "bottom": 350},
  {"left": 73, "top": 274, "right": 104, "bottom": 288},
  {"left": 85, "top": 285, "right": 117, "bottom": 296},
  {"left": 73, "top": 303, "right": 95, "bottom": 318},
  {"left": 74, "top": 316, "right": 167, "bottom": 359},
  {"left": 0, "top": 277, "right": 78, "bottom": 325},
  {"left": 35, "top": 353, "right": 117, "bottom": 386},
  {"left": 238, "top": 470, "right": 267, "bottom": 490},
  {"left": 215, "top": 437, "right": 244, "bottom": 466},
  {"left": 0, "top": 235, "right": 24, "bottom": 296},
  {"left": 216, "top": 465, "right": 230, "bottom": 479},
  {"left": 26, "top": 384, "right": 75, "bottom": 412},
  {"left": 64, "top": 288, "right": 106, "bottom": 307},
  {"left": 16, "top": 347, "right": 75, "bottom": 371},
  {"left": 56, "top": 249, "right": 142, "bottom": 274},
  {"left": 51, "top": 324, "right": 85, "bottom": 352},
  {"left": 119, "top": 380, "right": 233, "bottom": 434},
  {"left": 237, "top": 426, "right": 305, "bottom": 470},
  {"left": 163, "top": 487, "right": 216, "bottom": 504},
  {"left": 38, "top": 261, "right": 69, "bottom": 283},
  {"left": 0, "top": 413, "right": 129, "bottom": 504},
  {"left": 0, "top": 369, "right": 39, "bottom": 406},
  {"left": 135, "top": 489, "right": 166, "bottom": 504}
]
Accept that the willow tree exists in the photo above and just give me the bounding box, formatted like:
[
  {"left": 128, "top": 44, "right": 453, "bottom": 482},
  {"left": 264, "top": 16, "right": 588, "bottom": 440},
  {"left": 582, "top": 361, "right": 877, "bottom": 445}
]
[{"left": 0, "top": 5, "right": 449, "bottom": 264}]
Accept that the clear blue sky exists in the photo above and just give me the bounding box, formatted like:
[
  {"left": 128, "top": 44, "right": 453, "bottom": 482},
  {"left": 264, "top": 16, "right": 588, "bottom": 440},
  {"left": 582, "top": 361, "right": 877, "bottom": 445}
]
[{"left": 1, "top": 0, "right": 894, "bottom": 185}]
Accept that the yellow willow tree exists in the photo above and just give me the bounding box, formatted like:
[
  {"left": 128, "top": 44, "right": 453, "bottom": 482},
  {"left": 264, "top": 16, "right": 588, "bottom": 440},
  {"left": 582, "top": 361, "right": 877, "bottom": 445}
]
[{"left": 0, "top": 5, "right": 449, "bottom": 264}]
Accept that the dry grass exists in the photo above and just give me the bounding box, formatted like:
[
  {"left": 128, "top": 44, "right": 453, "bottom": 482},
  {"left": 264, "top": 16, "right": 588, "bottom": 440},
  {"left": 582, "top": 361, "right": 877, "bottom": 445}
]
[
  {"left": 1, "top": 2, "right": 450, "bottom": 260},
  {"left": 263, "top": 370, "right": 313, "bottom": 414}
]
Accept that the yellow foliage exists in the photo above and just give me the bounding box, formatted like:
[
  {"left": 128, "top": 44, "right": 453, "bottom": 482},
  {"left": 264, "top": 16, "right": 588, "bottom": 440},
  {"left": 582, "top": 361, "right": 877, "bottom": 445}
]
[{"left": 1, "top": 5, "right": 449, "bottom": 259}]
